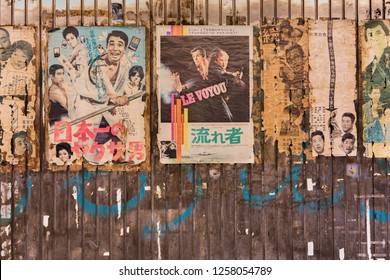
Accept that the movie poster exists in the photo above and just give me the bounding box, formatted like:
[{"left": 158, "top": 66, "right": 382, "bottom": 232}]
[
  {"left": 157, "top": 26, "right": 254, "bottom": 164},
  {"left": 47, "top": 26, "right": 147, "bottom": 166},
  {"left": 360, "top": 20, "right": 390, "bottom": 158},
  {"left": 309, "top": 20, "right": 357, "bottom": 157},
  {"left": 0, "top": 26, "right": 38, "bottom": 169},
  {"left": 260, "top": 20, "right": 310, "bottom": 155}
]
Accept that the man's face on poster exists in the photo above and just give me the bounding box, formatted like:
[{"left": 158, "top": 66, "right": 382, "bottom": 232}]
[
  {"left": 215, "top": 53, "right": 229, "bottom": 70},
  {"left": 286, "top": 48, "right": 303, "bottom": 73},
  {"left": 341, "top": 116, "right": 353, "bottom": 133},
  {"left": 366, "top": 25, "right": 388, "bottom": 50},
  {"left": 14, "top": 136, "right": 27, "bottom": 156},
  {"left": 312, "top": 135, "right": 324, "bottom": 154},
  {"left": 106, "top": 35, "right": 126, "bottom": 63},
  {"left": 191, "top": 49, "right": 204, "bottom": 67},
  {"left": 0, "top": 29, "right": 11, "bottom": 57},
  {"left": 342, "top": 138, "right": 355, "bottom": 154},
  {"left": 51, "top": 68, "right": 64, "bottom": 84}
]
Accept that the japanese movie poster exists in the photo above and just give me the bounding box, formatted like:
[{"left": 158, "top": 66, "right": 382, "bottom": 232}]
[
  {"left": 0, "top": 26, "right": 38, "bottom": 169},
  {"left": 157, "top": 26, "right": 254, "bottom": 164},
  {"left": 46, "top": 26, "right": 147, "bottom": 167},
  {"left": 260, "top": 20, "right": 310, "bottom": 155},
  {"left": 360, "top": 20, "right": 390, "bottom": 158},
  {"left": 309, "top": 20, "right": 357, "bottom": 157}
]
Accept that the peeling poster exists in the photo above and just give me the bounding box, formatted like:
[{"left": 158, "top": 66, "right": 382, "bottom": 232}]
[
  {"left": 309, "top": 20, "right": 357, "bottom": 157},
  {"left": 260, "top": 20, "right": 310, "bottom": 155},
  {"left": 46, "top": 26, "right": 147, "bottom": 167},
  {"left": 0, "top": 26, "right": 38, "bottom": 169},
  {"left": 360, "top": 20, "right": 390, "bottom": 158},
  {"left": 157, "top": 26, "right": 254, "bottom": 164}
]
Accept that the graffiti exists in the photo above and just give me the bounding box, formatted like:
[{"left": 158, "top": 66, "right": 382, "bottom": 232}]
[
  {"left": 64, "top": 171, "right": 146, "bottom": 218},
  {"left": 360, "top": 201, "right": 390, "bottom": 223},
  {"left": 142, "top": 166, "right": 203, "bottom": 238}
]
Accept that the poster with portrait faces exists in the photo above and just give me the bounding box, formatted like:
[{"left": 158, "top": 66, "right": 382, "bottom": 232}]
[
  {"left": 0, "top": 26, "right": 38, "bottom": 169},
  {"left": 309, "top": 20, "right": 357, "bottom": 157},
  {"left": 157, "top": 26, "right": 254, "bottom": 164},
  {"left": 360, "top": 20, "right": 390, "bottom": 158},
  {"left": 46, "top": 26, "right": 147, "bottom": 167},
  {"left": 260, "top": 20, "right": 310, "bottom": 155}
]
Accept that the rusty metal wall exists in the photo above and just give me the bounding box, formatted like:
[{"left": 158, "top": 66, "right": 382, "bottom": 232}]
[{"left": 0, "top": 0, "right": 389, "bottom": 260}]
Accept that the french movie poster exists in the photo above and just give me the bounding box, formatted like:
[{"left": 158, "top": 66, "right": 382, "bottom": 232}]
[
  {"left": 260, "top": 20, "right": 310, "bottom": 155},
  {"left": 157, "top": 26, "right": 254, "bottom": 164},
  {"left": 309, "top": 20, "right": 357, "bottom": 157},
  {"left": 46, "top": 26, "right": 147, "bottom": 166},
  {"left": 360, "top": 20, "right": 390, "bottom": 158},
  {"left": 0, "top": 26, "right": 38, "bottom": 169}
]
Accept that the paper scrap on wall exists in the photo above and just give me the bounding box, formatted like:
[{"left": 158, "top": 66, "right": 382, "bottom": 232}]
[
  {"left": 0, "top": 26, "right": 38, "bottom": 169},
  {"left": 309, "top": 20, "right": 357, "bottom": 157},
  {"left": 260, "top": 20, "right": 310, "bottom": 155},
  {"left": 157, "top": 26, "right": 254, "bottom": 163},
  {"left": 360, "top": 20, "right": 390, "bottom": 158},
  {"left": 47, "top": 26, "right": 147, "bottom": 166}
]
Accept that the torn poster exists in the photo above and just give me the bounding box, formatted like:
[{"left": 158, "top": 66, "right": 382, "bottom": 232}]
[
  {"left": 309, "top": 20, "right": 357, "bottom": 157},
  {"left": 47, "top": 26, "right": 146, "bottom": 166},
  {"left": 360, "top": 20, "right": 390, "bottom": 158},
  {"left": 157, "top": 26, "right": 254, "bottom": 164},
  {"left": 0, "top": 26, "right": 38, "bottom": 169},
  {"left": 260, "top": 20, "right": 310, "bottom": 155}
]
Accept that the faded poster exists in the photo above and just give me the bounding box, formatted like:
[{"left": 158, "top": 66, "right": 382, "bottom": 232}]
[
  {"left": 157, "top": 26, "right": 254, "bottom": 164},
  {"left": 260, "top": 20, "right": 310, "bottom": 155},
  {"left": 309, "top": 20, "right": 357, "bottom": 157},
  {"left": 0, "top": 26, "right": 38, "bottom": 168},
  {"left": 360, "top": 20, "right": 390, "bottom": 158},
  {"left": 47, "top": 26, "right": 146, "bottom": 166}
]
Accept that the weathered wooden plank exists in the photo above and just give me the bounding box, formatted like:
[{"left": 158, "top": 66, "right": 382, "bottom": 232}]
[
  {"left": 179, "top": 164, "right": 195, "bottom": 259},
  {"left": 40, "top": 172, "right": 54, "bottom": 259},
  {"left": 220, "top": 164, "right": 236, "bottom": 259},
  {"left": 332, "top": 157, "right": 347, "bottom": 260},
  {"left": 52, "top": 171, "right": 68, "bottom": 259},
  {"left": 111, "top": 171, "right": 125, "bottom": 259},
  {"left": 317, "top": 156, "right": 334, "bottom": 259},
  {"left": 205, "top": 164, "right": 221, "bottom": 259},
  {"left": 235, "top": 163, "right": 251, "bottom": 260},
  {"left": 139, "top": 171, "right": 152, "bottom": 260}
]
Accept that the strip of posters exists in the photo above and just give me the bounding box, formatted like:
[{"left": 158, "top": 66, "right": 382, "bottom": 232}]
[
  {"left": 309, "top": 20, "right": 357, "bottom": 157},
  {"left": 157, "top": 26, "right": 254, "bottom": 164},
  {"left": 47, "top": 26, "right": 146, "bottom": 166},
  {"left": 0, "top": 26, "right": 38, "bottom": 169},
  {"left": 260, "top": 20, "right": 310, "bottom": 155},
  {"left": 360, "top": 20, "right": 390, "bottom": 158}
]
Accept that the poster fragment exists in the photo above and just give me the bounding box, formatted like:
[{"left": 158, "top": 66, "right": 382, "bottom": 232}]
[
  {"left": 47, "top": 26, "right": 147, "bottom": 167},
  {"left": 0, "top": 26, "right": 38, "bottom": 169},
  {"left": 260, "top": 20, "right": 310, "bottom": 155},
  {"left": 157, "top": 26, "right": 254, "bottom": 164},
  {"left": 309, "top": 20, "right": 357, "bottom": 157},
  {"left": 361, "top": 20, "right": 390, "bottom": 158}
]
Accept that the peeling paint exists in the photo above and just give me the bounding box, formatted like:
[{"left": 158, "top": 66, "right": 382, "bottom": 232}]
[
  {"left": 339, "top": 248, "right": 345, "bottom": 260},
  {"left": 43, "top": 215, "right": 49, "bottom": 227},
  {"left": 307, "top": 178, "right": 315, "bottom": 191},
  {"left": 116, "top": 189, "right": 122, "bottom": 219},
  {"left": 307, "top": 241, "right": 314, "bottom": 256}
]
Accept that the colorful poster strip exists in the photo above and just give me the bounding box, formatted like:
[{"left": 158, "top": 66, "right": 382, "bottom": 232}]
[
  {"left": 0, "top": 26, "right": 38, "bottom": 169},
  {"left": 157, "top": 26, "right": 254, "bottom": 164},
  {"left": 361, "top": 20, "right": 390, "bottom": 158},
  {"left": 47, "top": 26, "right": 147, "bottom": 166},
  {"left": 309, "top": 20, "right": 357, "bottom": 157},
  {"left": 260, "top": 20, "right": 310, "bottom": 155}
]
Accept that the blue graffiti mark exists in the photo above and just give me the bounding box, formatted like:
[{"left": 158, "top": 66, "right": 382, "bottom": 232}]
[
  {"left": 0, "top": 177, "right": 32, "bottom": 225},
  {"left": 64, "top": 171, "right": 146, "bottom": 218},
  {"left": 359, "top": 201, "right": 390, "bottom": 223},
  {"left": 142, "top": 166, "right": 203, "bottom": 238}
]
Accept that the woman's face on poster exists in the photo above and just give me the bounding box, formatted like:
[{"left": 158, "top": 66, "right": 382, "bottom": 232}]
[
  {"left": 10, "top": 49, "right": 28, "bottom": 70},
  {"left": 130, "top": 72, "right": 141, "bottom": 85},
  {"left": 65, "top": 33, "right": 78, "bottom": 49},
  {"left": 58, "top": 149, "right": 70, "bottom": 163}
]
